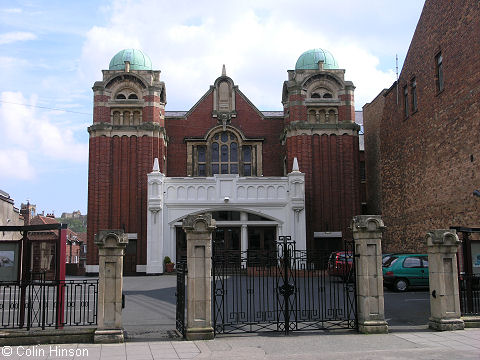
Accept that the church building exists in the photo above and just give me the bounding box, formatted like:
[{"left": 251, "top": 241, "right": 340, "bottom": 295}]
[{"left": 86, "top": 48, "right": 362, "bottom": 274}]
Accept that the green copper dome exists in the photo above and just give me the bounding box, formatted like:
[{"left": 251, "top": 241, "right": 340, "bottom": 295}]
[
  {"left": 109, "top": 49, "right": 152, "bottom": 71},
  {"left": 295, "top": 48, "right": 338, "bottom": 70}
]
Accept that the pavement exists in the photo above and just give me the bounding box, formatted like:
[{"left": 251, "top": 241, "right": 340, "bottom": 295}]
[{"left": 1, "top": 328, "right": 479, "bottom": 359}]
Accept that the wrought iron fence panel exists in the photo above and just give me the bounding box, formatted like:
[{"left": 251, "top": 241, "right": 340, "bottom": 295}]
[
  {"left": 0, "top": 279, "right": 98, "bottom": 330},
  {"left": 459, "top": 273, "right": 480, "bottom": 316},
  {"left": 175, "top": 261, "right": 187, "bottom": 338}
]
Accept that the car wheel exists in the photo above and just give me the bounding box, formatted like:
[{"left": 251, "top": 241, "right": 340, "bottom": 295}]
[{"left": 394, "top": 278, "right": 408, "bottom": 292}]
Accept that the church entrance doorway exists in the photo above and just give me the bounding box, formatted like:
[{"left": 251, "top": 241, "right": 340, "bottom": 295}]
[
  {"left": 123, "top": 240, "right": 137, "bottom": 276},
  {"left": 174, "top": 210, "right": 280, "bottom": 263},
  {"left": 248, "top": 226, "right": 276, "bottom": 253},
  {"left": 213, "top": 227, "right": 241, "bottom": 251}
]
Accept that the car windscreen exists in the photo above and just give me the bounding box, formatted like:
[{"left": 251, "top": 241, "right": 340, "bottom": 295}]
[{"left": 382, "top": 256, "right": 398, "bottom": 267}]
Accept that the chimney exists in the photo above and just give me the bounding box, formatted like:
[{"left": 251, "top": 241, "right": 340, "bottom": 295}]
[{"left": 46, "top": 213, "right": 55, "bottom": 218}]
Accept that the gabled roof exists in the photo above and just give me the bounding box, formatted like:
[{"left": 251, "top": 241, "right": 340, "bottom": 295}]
[{"left": 28, "top": 215, "right": 82, "bottom": 242}]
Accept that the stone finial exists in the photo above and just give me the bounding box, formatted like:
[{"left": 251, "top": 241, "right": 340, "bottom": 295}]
[
  {"left": 183, "top": 213, "right": 216, "bottom": 232},
  {"left": 351, "top": 215, "right": 385, "bottom": 232},
  {"left": 426, "top": 229, "right": 460, "bottom": 247},
  {"left": 292, "top": 157, "right": 300, "bottom": 172},
  {"left": 95, "top": 230, "right": 128, "bottom": 248},
  {"left": 222, "top": 64, "right": 226, "bottom": 77},
  {"left": 153, "top": 157, "right": 160, "bottom": 172}
]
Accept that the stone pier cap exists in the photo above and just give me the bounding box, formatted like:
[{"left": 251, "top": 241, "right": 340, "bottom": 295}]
[
  {"left": 425, "top": 229, "right": 460, "bottom": 247},
  {"left": 351, "top": 215, "right": 386, "bottom": 232},
  {"left": 95, "top": 230, "right": 128, "bottom": 248},
  {"left": 182, "top": 213, "right": 216, "bottom": 233}
]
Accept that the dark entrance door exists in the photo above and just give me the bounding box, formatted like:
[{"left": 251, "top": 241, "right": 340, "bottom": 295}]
[
  {"left": 314, "top": 236, "right": 343, "bottom": 270},
  {"left": 248, "top": 226, "right": 275, "bottom": 252},
  {"left": 123, "top": 240, "right": 137, "bottom": 275},
  {"left": 213, "top": 227, "right": 240, "bottom": 251}
]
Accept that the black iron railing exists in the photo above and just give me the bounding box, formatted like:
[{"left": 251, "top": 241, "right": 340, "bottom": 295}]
[
  {"left": 212, "top": 236, "right": 357, "bottom": 335},
  {"left": 175, "top": 261, "right": 187, "bottom": 338},
  {"left": 459, "top": 273, "right": 480, "bottom": 316},
  {"left": 0, "top": 279, "right": 98, "bottom": 330}
]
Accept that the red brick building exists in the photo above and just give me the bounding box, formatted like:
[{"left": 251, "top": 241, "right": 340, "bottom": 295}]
[
  {"left": 363, "top": 0, "right": 480, "bottom": 252},
  {"left": 28, "top": 214, "right": 84, "bottom": 278},
  {"left": 87, "top": 48, "right": 364, "bottom": 274}
]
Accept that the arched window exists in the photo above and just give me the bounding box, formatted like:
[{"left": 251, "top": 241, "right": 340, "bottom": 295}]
[
  {"left": 192, "top": 130, "right": 257, "bottom": 176},
  {"left": 128, "top": 94, "right": 138, "bottom": 99},
  {"left": 116, "top": 94, "right": 126, "bottom": 99},
  {"left": 323, "top": 93, "right": 333, "bottom": 98},
  {"left": 211, "top": 131, "right": 239, "bottom": 174},
  {"left": 311, "top": 93, "right": 321, "bottom": 98}
]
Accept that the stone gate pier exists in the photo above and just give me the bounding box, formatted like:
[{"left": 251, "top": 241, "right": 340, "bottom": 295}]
[
  {"left": 94, "top": 230, "right": 128, "bottom": 343},
  {"left": 426, "top": 229, "right": 464, "bottom": 331},
  {"left": 182, "top": 214, "right": 216, "bottom": 340}
]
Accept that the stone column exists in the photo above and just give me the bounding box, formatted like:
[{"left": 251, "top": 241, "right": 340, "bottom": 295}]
[
  {"left": 426, "top": 229, "right": 464, "bottom": 331},
  {"left": 147, "top": 158, "right": 164, "bottom": 274},
  {"left": 94, "top": 230, "right": 128, "bottom": 343},
  {"left": 352, "top": 215, "right": 388, "bottom": 334},
  {"left": 240, "top": 212, "right": 248, "bottom": 253},
  {"left": 182, "top": 214, "right": 216, "bottom": 340},
  {"left": 241, "top": 224, "right": 248, "bottom": 253},
  {"left": 288, "top": 157, "right": 306, "bottom": 250}
]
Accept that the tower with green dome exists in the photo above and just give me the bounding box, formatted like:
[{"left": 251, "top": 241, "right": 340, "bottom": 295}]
[
  {"left": 282, "top": 48, "right": 360, "bottom": 250},
  {"left": 295, "top": 48, "right": 339, "bottom": 70},
  {"left": 108, "top": 49, "right": 153, "bottom": 71},
  {"left": 87, "top": 49, "right": 167, "bottom": 274}
]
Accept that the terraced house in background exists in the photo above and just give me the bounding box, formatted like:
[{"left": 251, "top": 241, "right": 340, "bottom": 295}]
[{"left": 86, "top": 48, "right": 365, "bottom": 275}]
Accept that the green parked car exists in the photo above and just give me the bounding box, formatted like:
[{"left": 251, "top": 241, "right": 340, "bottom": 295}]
[{"left": 382, "top": 254, "right": 429, "bottom": 292}]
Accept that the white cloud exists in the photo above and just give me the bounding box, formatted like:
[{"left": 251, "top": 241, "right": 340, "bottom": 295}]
[
  {"left": 79, "top": 26, "right": 142, "bottom": 88},
  {"left": 0, "top": 92, "right": 88, "bottom": 168},
  {"left": 0, "top": 31, "right": 36, "bottom": 45},
  {"left": 1, "top": 8, "right": 22, "bottom": 14},
  {"left": 78, "top": 0, "right": 402, "bottom": 110},
  {"left": 0, "top": 56, "right": 29, "bottom": 69},
  {"left": 0, "top": 150, "right": 35, "bottom": 180}
]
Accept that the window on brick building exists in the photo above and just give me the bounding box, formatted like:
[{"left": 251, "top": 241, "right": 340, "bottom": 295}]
[
  {"left": 411, "top": 77, "right": 417, "bottom": 113},
  {"left": 359, "top": 161, "right": 366, "bottom": 182},
  {"left": 435, "top": 52, "right": 444, "bottom": 92},
  {"left": 116, "top": 94, "right": 126, "bottom": 99},
  {"left": 403, "top": 85, "right": 409, "bottom": 117},
  {"left": 128, "top": 94, "right": 138, "bottom": 99},
  {"left": 190, "top": 130, "right": 259, "bottom": 176},
  {"left": 197, "top": 145, "right": 207, "bottom": 176},
  {"left": 212, "top": 132, "right": 239, "bottom": 175}
]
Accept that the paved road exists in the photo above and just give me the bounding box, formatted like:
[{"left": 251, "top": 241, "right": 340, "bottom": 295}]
[
  {"left": 384, "top": 288, "right": 430, "bottom": 329},
  {"left": 122, "top": 275, "right": 178, "bottom": 341}
]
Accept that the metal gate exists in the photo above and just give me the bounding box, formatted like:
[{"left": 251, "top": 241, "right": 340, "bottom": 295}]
[
  {"left": 212, "top": 236, "right": 357, "bottom": 335},
  {"left": 450, "top": 226, "right": 480, "bottom": 316},
  {"left": 175, "top": 261, "right": 187, "bottom": 338}
]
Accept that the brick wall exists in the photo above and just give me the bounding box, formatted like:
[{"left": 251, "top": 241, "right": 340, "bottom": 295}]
[
  {"left": 287, "top": 133, "right": 361, "bottom": 249},
  {"left": 165, "top": 91, "right": 284, "bottom": 177},
  {"left": 363, "top": 90, "right": 386, "bottom": 215},
  {"left": 374, "top": 0, "right": 480, "bottom": 252},
  {"left": 87, "top": 134, "right": 165, "bottom": 266}
]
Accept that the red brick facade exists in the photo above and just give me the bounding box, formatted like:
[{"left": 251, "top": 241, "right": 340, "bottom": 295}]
[
  {"left": 87, "top": 54, "right": 363, "bottom": 272},
  {"left": 363, "top": 0, "right": 480, "bottom": 252}
]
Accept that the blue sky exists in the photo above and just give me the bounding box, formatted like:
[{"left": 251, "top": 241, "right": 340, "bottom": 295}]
[{"left": 0, "top": 0, "right": 425, "bottom": 216}]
